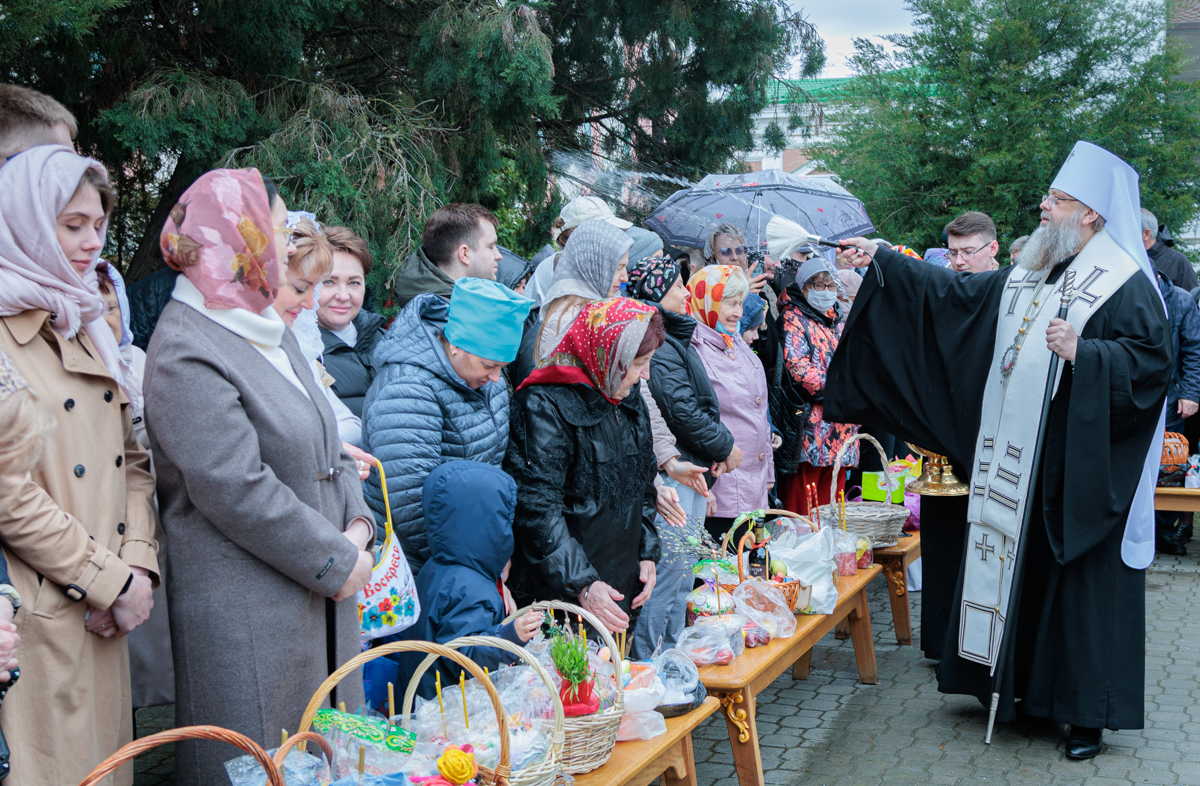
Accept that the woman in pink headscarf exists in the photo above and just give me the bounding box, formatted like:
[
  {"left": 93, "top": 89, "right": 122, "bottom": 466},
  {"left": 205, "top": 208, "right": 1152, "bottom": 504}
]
[
  {"left": 142, "top": 169, "right": 375, "bottom": 786},
  {"left": 0, "top": 144, "right": 158, "bottom": 786}
]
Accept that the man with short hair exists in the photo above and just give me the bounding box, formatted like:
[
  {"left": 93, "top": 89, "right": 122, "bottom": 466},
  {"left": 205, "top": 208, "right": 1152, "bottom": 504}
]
[
  {"left": 1142, "top": 207, "right": 1198, "bottom": 292},
  {"left": 945, "top": 211, "right": 1000, "bottom": 273},
  {"left": 391, "top": 203, "right": 502, "bottom": 309},
  {"left": 0, "top": 83, "right": 76, "bottom": 161}
]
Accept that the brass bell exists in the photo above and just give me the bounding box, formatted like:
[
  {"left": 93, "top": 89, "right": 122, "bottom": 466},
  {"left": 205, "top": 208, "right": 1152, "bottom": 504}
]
[{"left": 906, "top": 443, "right": 969, "bottom": 496}]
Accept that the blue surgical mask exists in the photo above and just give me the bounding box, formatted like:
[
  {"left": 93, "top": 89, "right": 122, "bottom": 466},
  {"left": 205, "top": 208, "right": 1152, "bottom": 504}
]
[{"left": 806, "top": 289, "right": 838, "bottom": 312}]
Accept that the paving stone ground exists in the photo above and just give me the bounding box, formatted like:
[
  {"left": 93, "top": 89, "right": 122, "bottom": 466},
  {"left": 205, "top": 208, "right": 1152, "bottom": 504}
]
[{"left": 133, "top": 547, "right": 1200, "bottom": 786}]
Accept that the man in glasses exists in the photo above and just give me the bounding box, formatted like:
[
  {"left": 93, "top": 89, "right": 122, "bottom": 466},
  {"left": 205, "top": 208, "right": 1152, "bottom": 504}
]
[{"left": 945, "top": 211, "right": 1001, "bottom": 273}]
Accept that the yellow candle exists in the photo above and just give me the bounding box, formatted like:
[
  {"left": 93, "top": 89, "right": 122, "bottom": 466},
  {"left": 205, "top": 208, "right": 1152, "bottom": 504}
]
[
  {"left": 460, "top": 671, "right": 469, "bottom": 730},
  {"left": 282, "top": 729, "right": 288, "bottom": 748},
  {"left": 358, "top": 746, "right": 365, "bottom": 786},
  {"left": 388, "top": 681, "right": 395, "bottom": 720},
  {"left": 436, "top": 671, "right": 444, "bottom": 715}
]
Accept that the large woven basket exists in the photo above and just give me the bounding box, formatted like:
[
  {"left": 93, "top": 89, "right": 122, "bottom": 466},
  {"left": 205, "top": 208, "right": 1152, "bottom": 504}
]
[
  {"left": 79, "top": 726, "right": 285, "bottom": 786},
  {"left": 404, "top": 635, "right": 565, "bottom": 786},
  {"left": 503, "top": 600, "right": 623, "bottom": 775},
  {"left": 297, "top": 640, "right": 513, "bottom": 786},
  {"left": 817, "top": 433, "right": 909, "bottom": 548}
]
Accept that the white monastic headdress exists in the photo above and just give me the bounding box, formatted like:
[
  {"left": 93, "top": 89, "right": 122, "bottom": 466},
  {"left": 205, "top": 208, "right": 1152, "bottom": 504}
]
[{"left": 1049, "top": 141, "right": 1157, "bottom": 290}]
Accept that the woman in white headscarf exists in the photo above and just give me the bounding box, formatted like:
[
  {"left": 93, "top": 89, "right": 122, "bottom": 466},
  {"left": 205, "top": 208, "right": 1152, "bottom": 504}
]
[{"left": 0, "top": 145, "right": 158, "bottom": 786}]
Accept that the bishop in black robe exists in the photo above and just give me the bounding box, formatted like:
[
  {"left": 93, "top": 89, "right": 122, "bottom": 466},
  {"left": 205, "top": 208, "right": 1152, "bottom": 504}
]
[{"left": 825, "top": 244, "right": 1170, "bottom": 730}]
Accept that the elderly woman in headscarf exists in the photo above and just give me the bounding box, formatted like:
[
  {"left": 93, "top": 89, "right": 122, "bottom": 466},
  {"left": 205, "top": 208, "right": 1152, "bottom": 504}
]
[
  {"left": 515, "top": 222, "right": 710, "bottom": 520},
  {"left": 506, "top": 298, "right": 666, "bottom": 633},
  {"left": 626, "top": 256, "right": 740, "bottom": 657},
  {"left": 774, "top": 253, "right": 859, "bottom": 515},
  {"left": 143, "top": 169, "right": 376, "bottom": 786},
  {"left": 687, "top": 265, "right": 777, "bottom": 544},
  {"left": 0, "top": 145, "right": 158, "bottom": 786}
]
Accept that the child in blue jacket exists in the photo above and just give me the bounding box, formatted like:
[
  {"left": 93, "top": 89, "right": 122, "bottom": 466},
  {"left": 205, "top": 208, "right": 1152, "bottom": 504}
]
[{"left": 395, "top": 460, "right": 542, "bottom": 699}]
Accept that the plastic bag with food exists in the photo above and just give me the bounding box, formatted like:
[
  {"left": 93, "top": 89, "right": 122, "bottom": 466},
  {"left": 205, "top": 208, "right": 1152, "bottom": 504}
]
[{"left": 732, "top": 581, "right": 796, "bottom": 639}]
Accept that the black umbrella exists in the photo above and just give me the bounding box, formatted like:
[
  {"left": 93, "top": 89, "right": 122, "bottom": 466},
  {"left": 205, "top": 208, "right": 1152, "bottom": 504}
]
[{"left": 645, "top": 169, "right": 875, "bottom": 251}]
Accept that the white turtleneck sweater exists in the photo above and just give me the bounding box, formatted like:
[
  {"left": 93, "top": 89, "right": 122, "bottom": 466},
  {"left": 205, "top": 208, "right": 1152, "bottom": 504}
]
[{"left": 171, "top": 275, "right": 311, "bottom": 400}]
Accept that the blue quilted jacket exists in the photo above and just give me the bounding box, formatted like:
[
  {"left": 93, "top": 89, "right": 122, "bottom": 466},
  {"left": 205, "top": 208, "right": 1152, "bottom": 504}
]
[{"left": 362, "top": 293, "right": 511, "bottom": 574}]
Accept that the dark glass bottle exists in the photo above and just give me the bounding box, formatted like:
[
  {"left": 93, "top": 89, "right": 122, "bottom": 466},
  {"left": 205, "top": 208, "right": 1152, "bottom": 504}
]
[{"left": 747, "top": 523, "right": 770, "bottom": 579}]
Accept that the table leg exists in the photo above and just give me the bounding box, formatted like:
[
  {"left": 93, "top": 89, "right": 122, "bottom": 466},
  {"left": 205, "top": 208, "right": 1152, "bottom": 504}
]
[
  {"left": 719, "top": 689, "right": 763, "bottom": 786},
  {"left": 882, "top": 557, "right": 912, "bottom": 645},
  {"left": 661, "top": 733, "right": 698, "bottom": 786},
  {"left": 848, "top": 590, "right": 879, "bottom": 684},
  {"left": 792, "top": 648, "right": 813, "bottom": 681},
  {"left": 834, "top": 619, "right": 850, "bottom": 640}
]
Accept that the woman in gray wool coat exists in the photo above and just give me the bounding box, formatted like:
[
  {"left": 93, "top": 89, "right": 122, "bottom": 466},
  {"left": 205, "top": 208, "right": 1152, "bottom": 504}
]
[{"left": 143, "top": 169, "right": 374, "bottom": 786}]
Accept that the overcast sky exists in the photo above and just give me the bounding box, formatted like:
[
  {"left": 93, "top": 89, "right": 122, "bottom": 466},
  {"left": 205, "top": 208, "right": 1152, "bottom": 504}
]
[{"left": 792, "top": 1, "right": 914, "bottom": 78}]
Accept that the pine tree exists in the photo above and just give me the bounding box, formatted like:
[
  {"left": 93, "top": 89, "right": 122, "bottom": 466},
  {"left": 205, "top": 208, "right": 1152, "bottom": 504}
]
[{"left": 812, "top": 0, "right": 1200, "bottom": 253}]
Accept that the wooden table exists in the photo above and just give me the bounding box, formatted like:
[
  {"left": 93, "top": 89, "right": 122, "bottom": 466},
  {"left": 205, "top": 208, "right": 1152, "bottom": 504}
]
[
  {"left": 1155, "top": 487, "right": 1200, "bottom": 512},
  {"left": 574, "top": 697, "right": 720, "bottom": 786},
  {"left": 696, "top": 564, "right": 881, "bottom": 786},
  {"left": 872, "top": 532, "right": 921, "bottom": 645}
]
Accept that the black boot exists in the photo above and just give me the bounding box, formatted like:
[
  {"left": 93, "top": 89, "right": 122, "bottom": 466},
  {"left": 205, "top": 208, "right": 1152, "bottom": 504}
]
[
  {"left": 1158, "top": 524, "right": 1189, "bottom": 556},
  {"left": 1065, "top": 726, "right": 1102, "bottom": 759}
]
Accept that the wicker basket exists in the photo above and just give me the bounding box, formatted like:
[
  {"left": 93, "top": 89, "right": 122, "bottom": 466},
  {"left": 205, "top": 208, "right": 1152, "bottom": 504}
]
[
  {"left": 403, "top": 635, "right": 565, "bottom": 786},
  {"left": 296, "top": 641, "right": 512, "bottom": 786},
  {"left": 79, "top": 725, "right": 285, "bottom": 786},
  {"left": 274, "top": 731, "right": 335, "bottom": 769},
  {"left": 503, "top": 600, "right": 623, "bottom": 775},
  {"left": 817, "top": 433, "right": 909, "bottom": 548},
  {"left": 717, "top": 509, "right": 815, "bottom": 609}
]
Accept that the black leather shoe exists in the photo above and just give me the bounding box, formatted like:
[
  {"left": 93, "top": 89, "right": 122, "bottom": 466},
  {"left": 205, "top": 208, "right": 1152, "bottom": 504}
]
[{"left": 1065, "top": 726, "right": 1102, "bottom": 759}]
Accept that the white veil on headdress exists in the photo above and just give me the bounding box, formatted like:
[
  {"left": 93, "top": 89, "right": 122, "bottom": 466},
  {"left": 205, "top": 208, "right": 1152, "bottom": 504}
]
[{"left": 1049, "top": 141, "right": 1166, "bottom": 570}]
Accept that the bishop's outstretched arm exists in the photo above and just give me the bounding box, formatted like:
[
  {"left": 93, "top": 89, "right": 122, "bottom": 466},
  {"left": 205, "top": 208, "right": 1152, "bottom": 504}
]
[{"left": 824, "top": 242, "right": 1015, "bottom": 475}]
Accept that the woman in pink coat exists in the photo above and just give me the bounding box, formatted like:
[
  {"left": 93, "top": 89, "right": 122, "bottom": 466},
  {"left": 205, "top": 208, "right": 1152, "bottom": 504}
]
[{"left": 688, "top": 265, "right": 778, "bottom": 544}]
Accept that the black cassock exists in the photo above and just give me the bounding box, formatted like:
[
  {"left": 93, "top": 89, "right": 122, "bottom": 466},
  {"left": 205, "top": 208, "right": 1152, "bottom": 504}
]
[{"left": 826, "top": 246, "right": 1171, "bottom": 730}]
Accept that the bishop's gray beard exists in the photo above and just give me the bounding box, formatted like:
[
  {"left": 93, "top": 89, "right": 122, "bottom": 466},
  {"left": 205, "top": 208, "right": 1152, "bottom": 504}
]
[{"left": 1017, "top": 212, "right": 1085, "bottom": 271}]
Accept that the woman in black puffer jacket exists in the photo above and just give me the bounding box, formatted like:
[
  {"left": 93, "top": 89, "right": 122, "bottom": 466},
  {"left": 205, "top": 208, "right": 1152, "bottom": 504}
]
[
  {"left": 625, "top": 256, "right": 739, "bottom": 657},
  {"left": 505, "top": 298, "right": 664, "bottom": 634}
]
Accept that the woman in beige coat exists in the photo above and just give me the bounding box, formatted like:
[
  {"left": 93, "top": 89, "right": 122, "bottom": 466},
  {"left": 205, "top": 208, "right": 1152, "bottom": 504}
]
[{"left": 0, "top": 145, "right": 158, "bottom": 786}]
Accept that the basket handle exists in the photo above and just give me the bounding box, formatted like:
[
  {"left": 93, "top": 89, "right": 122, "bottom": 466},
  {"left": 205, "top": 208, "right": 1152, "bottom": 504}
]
[
  {"left": 829, "top": 433, "right": 893, "bottom": 504},
  {"left": 273, "top": 731, "right": 334, "bottom": 769},
  {"left": 296, "top": 641, "right": 511, "bottom": 786},
  {"left": 401, "top": 635, "right": 565, "bottom": 750},
  {"left": 78, "top": 726, "right": 283, "bottom": 786},
  {"left": 501, "top": 599, "right": 625, "bottom": 712}
]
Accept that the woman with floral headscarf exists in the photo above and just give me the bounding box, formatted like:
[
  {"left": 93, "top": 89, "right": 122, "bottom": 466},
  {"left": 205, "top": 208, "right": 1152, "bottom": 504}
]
[
  {"left": 688, "top": 265, "right": 778, "bottom": 544},
  {"left": 142, "top": 169, "right": 375, "bottom": 786},
  {"left": 505, "top": 298, "right": 666, "bottom": 633},
  {"left": 0, "top": 145, "right": 158, "bottom": 786},
  {"left": 773, "top": 256, "right": 859, "bottom": 516}
]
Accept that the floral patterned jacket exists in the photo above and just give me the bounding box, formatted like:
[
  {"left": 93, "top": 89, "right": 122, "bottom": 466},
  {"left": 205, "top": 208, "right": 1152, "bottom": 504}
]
[{"left": 780, "top": 294, "right": 859, "bottom": 468}]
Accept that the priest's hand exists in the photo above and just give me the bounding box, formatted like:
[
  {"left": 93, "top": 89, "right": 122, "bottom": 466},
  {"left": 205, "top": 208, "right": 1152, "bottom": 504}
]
[
  {"left": 1180, "top": 399, "right": 1199, "bottom": 418},
  {"left": 1046, "top": 318, "right": 1078, "bottom": 362},
  {"left": 838, "top": 237, "right": 879, "bottom": 268}
]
